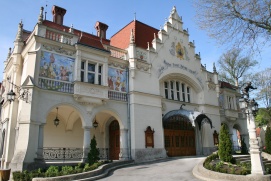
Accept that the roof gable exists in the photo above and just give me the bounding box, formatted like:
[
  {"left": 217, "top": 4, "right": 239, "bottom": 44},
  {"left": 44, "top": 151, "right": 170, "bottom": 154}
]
[{"left": 110, "top": 20, "right": 159, "bottom": 49}]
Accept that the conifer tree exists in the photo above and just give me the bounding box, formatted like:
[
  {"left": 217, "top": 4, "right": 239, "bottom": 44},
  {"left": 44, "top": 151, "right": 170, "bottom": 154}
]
[
  {"left": 265, "top": 126, "right": 271, "bottom": 154},
  {"left": 218, "top": 124, "right": 233, "bottom": 162},
  {"left": 88, "top": 135, "right": 100, "bottom": 165}
]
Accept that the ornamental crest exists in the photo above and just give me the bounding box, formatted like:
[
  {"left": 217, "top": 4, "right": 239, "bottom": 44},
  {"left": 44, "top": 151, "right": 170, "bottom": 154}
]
[{"left": 175, "top": 42, "right": 184, "bottom": 60}]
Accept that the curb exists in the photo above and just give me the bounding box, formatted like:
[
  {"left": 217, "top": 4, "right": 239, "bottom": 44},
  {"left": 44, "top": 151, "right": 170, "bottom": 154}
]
[
  {"left": 33, "top": 160, "right": 134, "bottom": 181},
  {"left": 192, "top": 159, "right": 271, "bottom": 181}
]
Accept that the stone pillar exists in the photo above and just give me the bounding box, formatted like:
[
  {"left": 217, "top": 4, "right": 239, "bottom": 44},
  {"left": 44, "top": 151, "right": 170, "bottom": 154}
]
[
  {"left": 119, "top": 128, "right": 129, "bottom": 160},
  {"left": 36, "top": 124, "right": 45, "bottom": 161},
  {"left": 247, "top": 106, "right": 265, "bottom": 175},
  {"left": 82, "top": 126, "right": 91, "bottom": 162}
]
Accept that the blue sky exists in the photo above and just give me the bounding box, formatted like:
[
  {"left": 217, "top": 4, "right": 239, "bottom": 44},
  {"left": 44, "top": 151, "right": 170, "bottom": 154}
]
[{"left": 0, "top": 0, "right": 270, "bottom": 81}]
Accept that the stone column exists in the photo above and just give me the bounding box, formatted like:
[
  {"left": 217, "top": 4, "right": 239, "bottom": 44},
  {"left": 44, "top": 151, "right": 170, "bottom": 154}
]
[
  {"left": 36, "top": 123, "right": 45, "bottom": 161},
  {"left": 247, "top": 106, "right": 265, "bottom": 175},
  {"left": 119, "top": 128, "right": 129, "bottom": 160},
  {"left": 82, "top": 126, "right": 91, "bottom": 162}
]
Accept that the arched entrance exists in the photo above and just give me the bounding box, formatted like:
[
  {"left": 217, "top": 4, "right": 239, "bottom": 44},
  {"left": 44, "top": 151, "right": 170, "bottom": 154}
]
[
  {"left": 109, "top": 120, "right": 120, "bottom": 160},
  {"left": 164, "top": 115, "right": 196, "bottom": 156}
]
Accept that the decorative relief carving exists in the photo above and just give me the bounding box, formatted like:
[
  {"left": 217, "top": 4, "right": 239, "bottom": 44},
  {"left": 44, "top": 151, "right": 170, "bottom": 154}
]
[
  {"left": 108, "top": 62, "right": 127, "bottom": 69},
  {"left": 207, "top": 82, "right": 216, "bottom": 90},
  {"left": 136, "top": 50, "right": 147, "bottom": 61},
  {"left": 74, "top": 83, "right": 107, "bottom": 99},
  {"left": 42, "top": 44, "right": 75, "bottom": 56},
  {"left": 136, "top": 62, "right": 150, "bottom": 72}
]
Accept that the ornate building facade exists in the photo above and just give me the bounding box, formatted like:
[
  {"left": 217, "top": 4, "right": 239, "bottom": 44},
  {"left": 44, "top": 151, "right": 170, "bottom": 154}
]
[{"left": 0, "top": 5, "right": 248, "bottom": 171}]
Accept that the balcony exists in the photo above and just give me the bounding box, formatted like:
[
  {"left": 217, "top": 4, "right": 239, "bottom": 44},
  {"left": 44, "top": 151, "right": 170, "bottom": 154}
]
[
  {"left": 45, "top": 30, "right": 73, "bottom": 45},
  {"left": 38, "top": 78, "right": 127, "bottom": 102},
  {"left": 107, "top": 46, "right": 127, "bottom": 60},
  {"left": 224, "top": 109, "right": 239, "bottom": 119},
  {"left": 38, "top": 77, "right": 74, "bottom": 93}
]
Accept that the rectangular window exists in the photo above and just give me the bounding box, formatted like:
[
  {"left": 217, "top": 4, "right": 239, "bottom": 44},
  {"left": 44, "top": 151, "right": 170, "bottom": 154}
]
[
  {"left": 164, "top": 82, "right": 168, "bottom": 99},
  {"left": 80, "top": 61, "right": 102, "bottom": 85},
  {"left": 98, "top": 65, "right": 102, "bottom": 85},
  {"left": 176, "top": 82, "right": 180, "bottom": 101},
  {"left": 182, "top": 83, "right": 186, "bottom": 102},
  {"left": 170, "top": 81, "right": 174, "bottom": 100},
  {"left": 80, "top": 61, "right": 85, "bottom": 82},
  {"left": 187, "top": 87, "right": 190, "bottom": 103}
]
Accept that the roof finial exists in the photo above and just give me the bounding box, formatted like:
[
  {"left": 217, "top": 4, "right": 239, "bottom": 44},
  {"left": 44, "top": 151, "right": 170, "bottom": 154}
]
[
  {"left": 6, "top": 47, "right": 12, "bottom": 60},
  {"left": 15, "top": 20, "right": 23, "bottom": 42},
  {"left": 134, "top": 12, "right": 136, "bottom": 21},
  {"left": 69, "top": 24, "right": 74, "bottom": 34},
  {"left": 45, "top": 2, "right": 48, "bottom": 20},
  {"left": 147, "top": 42, "right": 150, "bottom": 50},
  {"left": 154, "top": 33, "right": 156, "bottom": 40},
  {"left": 38, "top": 7, "right": 44, "bottom": 24},
  {"left": 213, "top": 62, "right": 217, "bottom": 73}
]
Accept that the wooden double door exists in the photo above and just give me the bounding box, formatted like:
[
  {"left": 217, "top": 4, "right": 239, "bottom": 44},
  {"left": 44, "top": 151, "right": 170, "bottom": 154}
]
[
  {"left": 109, "top": 120, "right": 120, "bottom": 160},
  {"left": 164, "top": 116, "right": 196, "bottom": 157}
]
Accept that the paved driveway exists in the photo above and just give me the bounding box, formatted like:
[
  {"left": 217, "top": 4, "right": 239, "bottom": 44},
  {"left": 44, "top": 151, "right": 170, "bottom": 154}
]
[{"left": 98, "top": 157, "right": 204, "bottom": 181}]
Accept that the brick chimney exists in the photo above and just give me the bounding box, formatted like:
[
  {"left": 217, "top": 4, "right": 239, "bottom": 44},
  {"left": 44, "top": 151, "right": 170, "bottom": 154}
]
[
  {"left": 52, "top": 5, "right": 66, "bottom": 25},
  {"left": 95, "top": 21, "right": 109, "bottom": 39}
]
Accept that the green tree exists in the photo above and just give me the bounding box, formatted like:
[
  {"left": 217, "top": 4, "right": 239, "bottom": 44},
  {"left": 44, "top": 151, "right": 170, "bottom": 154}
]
[
  {"left": 255, "top": 108, "right": 271, "bottom": 127},
  {"left": 265, "top": 126, "right": 271, "bottom": 154},
  {"left": 218, "top": 124, "right": 233, "bottom": 162},
  {"left": 88, "top": 136, "right": 100, "bottom": 165},
  {"left": 217, "top": 48, "right": 257, "bottom": 86}
]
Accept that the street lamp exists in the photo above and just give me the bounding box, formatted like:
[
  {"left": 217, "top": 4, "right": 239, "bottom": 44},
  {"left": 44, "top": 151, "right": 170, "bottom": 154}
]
[
  {"left": 93, "top": 116, "right": 98, "bottom": 129},
  {"left": 239, "top": 97, "right": 265, "bottom": 175},
  {"left": 7, "top": 90, "right": 16, "bottom": 103}
]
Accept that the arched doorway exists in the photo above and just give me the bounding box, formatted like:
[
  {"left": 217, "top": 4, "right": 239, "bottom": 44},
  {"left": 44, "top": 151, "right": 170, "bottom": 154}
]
[
  {"left": 164, "top": 115, "right": 196, "bottom": 156},
  {"left": 109, "top": 120, "right": 120, "bottom": 160}
]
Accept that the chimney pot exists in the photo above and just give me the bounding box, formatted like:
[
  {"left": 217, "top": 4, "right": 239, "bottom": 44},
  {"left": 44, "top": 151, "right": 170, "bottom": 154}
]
[
  {"left": 52, "top": 5, "right": 66, "bottom": 25},
  {"left": 95, "top": 21, "right": 109, "bottom": 39}
]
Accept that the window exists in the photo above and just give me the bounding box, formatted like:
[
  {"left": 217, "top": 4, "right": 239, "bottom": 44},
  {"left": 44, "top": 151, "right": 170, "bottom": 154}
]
[
  {"left": 182, "top": 83, "right": 185, "bottom": 102},
  {"left": 163, "top": 81, "right": 191, "bottom": 103},
  {"left": 227, "top": 96, "right": 235, "bottom": 109},
  {"left": 170, "top": 81, "right": 174, "bottom": 100},
  {"left": 81, "top": 60, "right": 102, "bottom": 85},
  {"left": 164, "top": 82, "right": 168, "bottom": 99},
  {"left": 176, "top": 82, "right": 180, "bottom": 101},
  {"left": 187, "top": 87, "right": 190, "bottom": 103}
]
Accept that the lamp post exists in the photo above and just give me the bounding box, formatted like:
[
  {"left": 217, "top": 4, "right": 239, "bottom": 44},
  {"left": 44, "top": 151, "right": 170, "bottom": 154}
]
[{"left": 239, "top": 98, "right": 265, "bottom": 175}]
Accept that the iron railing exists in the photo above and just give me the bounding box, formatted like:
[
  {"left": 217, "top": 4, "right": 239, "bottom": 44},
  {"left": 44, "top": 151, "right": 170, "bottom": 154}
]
[
  {"left": 108, "top": 90, "right": 127, "bottom": 101},
  {"left": 42, "top": 147, "right": 110, "bottom": 161},
  {"left": 43, "top": 147, "right": 83, "bottom": 160}
]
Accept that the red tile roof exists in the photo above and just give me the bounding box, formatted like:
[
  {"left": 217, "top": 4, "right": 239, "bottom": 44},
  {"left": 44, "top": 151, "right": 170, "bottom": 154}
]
[
  {"left": 42, "top": 20, "right": 110, "bottom": 51},
  {"left": 110, "top": 20, "right": 159, "bottom": 49},
  {"left": 220, "top": 81, "right": 236, "bottom": 90}
]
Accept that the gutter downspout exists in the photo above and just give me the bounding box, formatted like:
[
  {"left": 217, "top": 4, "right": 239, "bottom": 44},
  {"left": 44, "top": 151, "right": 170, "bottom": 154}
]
[{"left": 127, "top": 68, "right": 131, "bottom": 159}]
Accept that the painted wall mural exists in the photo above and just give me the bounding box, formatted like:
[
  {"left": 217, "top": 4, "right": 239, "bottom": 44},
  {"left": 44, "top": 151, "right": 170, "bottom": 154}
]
[
  {"left": 108, "top": 67, "right": 127, "bottom": 92},
  {"left": 39, "top": 51, "right": 75, "bottom": 82}
]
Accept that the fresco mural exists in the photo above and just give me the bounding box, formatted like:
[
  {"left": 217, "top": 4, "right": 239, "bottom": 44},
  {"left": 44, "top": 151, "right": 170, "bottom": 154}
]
[
  {"left": 108, "top": 67, "right": 127, "bottom": 92},
  {"left": 39, "top": 51, "right": 75, "bottom": 82}
]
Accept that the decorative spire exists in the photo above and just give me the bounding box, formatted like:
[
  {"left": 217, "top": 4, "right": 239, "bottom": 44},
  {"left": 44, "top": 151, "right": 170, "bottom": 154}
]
[
  {"left": 154, "top": 33, "right": 156, "bottom": 40},
  {"left": 134, "top": 12, "right": 136, "bottom": 21},
  {"left": 213, "top": 62, "right": 217, "bottom": 73},
  {"left": 171, "top": 6, "right": 177, "bottom": 15},
  {"left": 147, "top": 42, "right": 150, "bottom": 50},
  {"left": 38, "top": 7, "right": 44, "bottom": 24},
  {"left": 15, "top": 20, "right": 23, "bottom": 42},
  {"left": 69, "top": 24, "right": 74, "bottom": 34},
  {"left": 130, "top": 29, "right": 134, "bottom": 43}
]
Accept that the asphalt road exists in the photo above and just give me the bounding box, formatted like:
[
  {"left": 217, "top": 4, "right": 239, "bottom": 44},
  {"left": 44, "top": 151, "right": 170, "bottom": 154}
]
[{"left": 98, "top": 156, "right": 204, "bottom": 181}]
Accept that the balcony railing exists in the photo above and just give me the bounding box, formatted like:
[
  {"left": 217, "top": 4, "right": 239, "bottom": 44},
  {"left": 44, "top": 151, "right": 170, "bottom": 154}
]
[
  {"left": 107, "top": 47, "right": 127, "bottom": 60},
  {"left": 108, "top": 90, "right": 127, "bottom": 101},
  {"left": 45, "top": 30, "right": 73, "bottom": 45},
  {"left": 38, "top": 77, "right": 74, "bottom": 93}
]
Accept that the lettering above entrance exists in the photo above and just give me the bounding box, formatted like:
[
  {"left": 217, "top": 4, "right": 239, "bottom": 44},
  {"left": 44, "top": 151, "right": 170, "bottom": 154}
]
[{"left": 145, "top": 126, "right": 155, "bottom": 148}]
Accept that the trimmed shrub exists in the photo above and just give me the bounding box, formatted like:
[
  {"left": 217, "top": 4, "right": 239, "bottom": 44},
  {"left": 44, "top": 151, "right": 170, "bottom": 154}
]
[
  {"left": 218, "top": 124, "right": 233, "bottom": 162},
  {"left": 45, "top": 166, "right": 59, "bottom": 177},
  {"left": 88, "top": 136, "right": 100, "bottom": 165}
]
